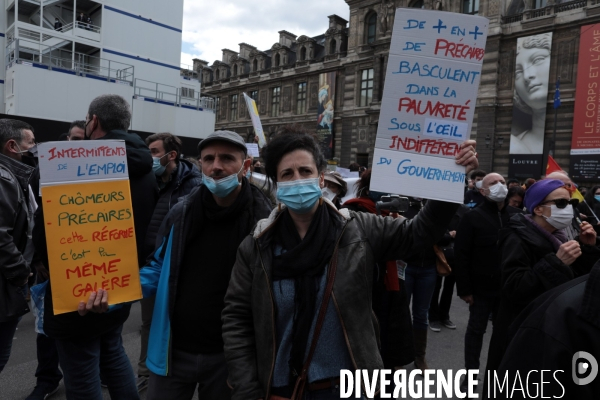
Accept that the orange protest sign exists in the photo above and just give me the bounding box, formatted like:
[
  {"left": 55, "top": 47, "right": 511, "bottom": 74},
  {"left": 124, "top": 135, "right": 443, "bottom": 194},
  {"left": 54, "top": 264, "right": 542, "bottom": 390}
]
[{"left": 41, "top": 179, "right": 142, "bottom": 314}]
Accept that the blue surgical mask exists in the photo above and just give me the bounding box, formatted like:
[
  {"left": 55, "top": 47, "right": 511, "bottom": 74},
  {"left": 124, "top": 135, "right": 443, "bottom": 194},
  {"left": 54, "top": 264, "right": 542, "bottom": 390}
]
[
  {"left": 246, "top": 169, "right": 251, "bottom": 179},
  {"left": 203, "top": 164, "right": 243, "bottom": 198},
  {"left": 595, "top": 195, "right": 600, "bottom": 202},
  {"left": 152, "top": 154, "right": 168, "bottom": 177},
  {"left": 277, "top": 177, "right": 322, "bottom": 214}
]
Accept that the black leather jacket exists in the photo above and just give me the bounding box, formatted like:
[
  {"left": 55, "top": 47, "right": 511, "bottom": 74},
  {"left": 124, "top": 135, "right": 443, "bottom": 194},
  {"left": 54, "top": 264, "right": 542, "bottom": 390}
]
[
  {"left": 0, "top": 153, "right": 34, "bottom": 322},
  {"left": 222, "top": 199, "right": 458, "bottom": 399}
]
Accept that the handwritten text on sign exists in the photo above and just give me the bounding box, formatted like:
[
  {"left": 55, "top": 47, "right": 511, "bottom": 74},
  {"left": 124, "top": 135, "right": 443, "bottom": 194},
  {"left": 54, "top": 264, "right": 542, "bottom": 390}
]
[
  {"left": 42, "top": 180, "right": 142, "bottom": 314},
  {"left": 38, "top": 141, "right": 129, "bottom": 185},
  {"left": 371, "top": 9, "right": 488, "bottom": 203}
]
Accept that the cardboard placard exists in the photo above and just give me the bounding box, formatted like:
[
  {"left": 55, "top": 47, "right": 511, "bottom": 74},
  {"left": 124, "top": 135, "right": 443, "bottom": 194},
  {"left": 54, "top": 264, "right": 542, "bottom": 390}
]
[
  {"left": 38, "top": 141, "right": 142, "bottom": 314},
  {"left": 243, "top": 93, "right": 267, "bottom": 148},
  {"left": 246, "top": 143, "right": 260, "bottom": 158},
  {"left": 370, "top": 9, "right": 488, "bottom": 203}
]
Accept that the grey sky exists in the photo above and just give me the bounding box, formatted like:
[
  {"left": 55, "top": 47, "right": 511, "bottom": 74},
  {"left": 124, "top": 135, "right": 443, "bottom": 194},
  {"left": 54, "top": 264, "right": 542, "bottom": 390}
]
[{"left": 181, "top": 0, "right": 349, "bottom": 67}]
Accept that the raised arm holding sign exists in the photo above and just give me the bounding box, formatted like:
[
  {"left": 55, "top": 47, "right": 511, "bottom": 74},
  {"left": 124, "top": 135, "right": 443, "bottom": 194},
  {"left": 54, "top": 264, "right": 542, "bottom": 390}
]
[{"left": 370, "top": 9, "right": 487, "bottom": 203}]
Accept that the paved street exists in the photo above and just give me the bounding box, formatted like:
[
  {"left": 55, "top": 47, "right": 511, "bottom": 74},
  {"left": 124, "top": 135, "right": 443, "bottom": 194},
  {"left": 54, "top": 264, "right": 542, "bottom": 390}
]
[{"left": 0, "top": 290, "right": 491, "bottom": 399}]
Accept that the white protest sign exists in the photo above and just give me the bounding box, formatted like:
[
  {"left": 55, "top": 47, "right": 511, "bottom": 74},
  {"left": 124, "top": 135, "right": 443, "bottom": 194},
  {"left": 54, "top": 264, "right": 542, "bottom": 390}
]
[
  {"left": 336, "top": 167, "right": 359, "bottom": 179},
  {"left": 246, "top": 143, "right": 260, "bottom": 157},
  {"left": 243, "top": 93, "right": 267, "bottom": 147},
  {"left": 38, "top": 141, "right": 129, "bottom": 185},
  {"left": 371, "top": 9, "right": 488, "bottom": 203}
]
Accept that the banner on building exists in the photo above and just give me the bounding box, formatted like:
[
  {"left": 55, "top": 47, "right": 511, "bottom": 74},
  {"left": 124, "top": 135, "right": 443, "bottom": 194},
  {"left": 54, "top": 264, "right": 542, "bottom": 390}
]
[
  {"left": 569, "top": 24, "right": 600, "bottom": 180},
  {"left": 316, "top": 72, "right": 336, "bottom": 159},
  {"left": 38, "top": 141, "right": 142, "bottom": 314},
  {"left": 243, "top": 93, "right": 266, "bottom": 147},
  {"left": 508, "top": 32, "right": 553, "bottom": 179},
  {"left": 370, "top": 9, "right": 488, "bottom": 203}
]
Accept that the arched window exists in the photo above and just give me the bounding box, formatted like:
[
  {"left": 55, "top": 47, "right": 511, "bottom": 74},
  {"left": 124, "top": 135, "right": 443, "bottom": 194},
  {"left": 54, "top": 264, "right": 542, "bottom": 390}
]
[
  {"left": 253, "top": 59, "right": 258, "bottom": 71},
  {"left": 300, "top": 46, "right": 307, "bottom": 61},
  {"left": 275, "top": 54, "right": 280, "bottom": 67},
  {"left": 366, "top": 13, "right": 377, "bottom": 44},
  {"left": 410, "top": 0, "right": 425, "bottom": 8},
  {"left": 330, "top": 39, "right": 337, "bottom": 55},
  {"left": 215, "top": 69, "right": 220, "bottom": 80},
  {"left": 233, "top": 64, "right": 238, "bottom": 76}
]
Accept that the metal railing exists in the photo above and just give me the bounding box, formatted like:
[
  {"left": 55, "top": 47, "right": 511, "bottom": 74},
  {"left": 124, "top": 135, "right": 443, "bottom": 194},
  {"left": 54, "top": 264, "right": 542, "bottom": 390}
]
[
  {"left": 6, "top": 39, "right": 134, "bottom": 83},
  {"left": 61, "top": 21, "right": 101, "bottom": 35},
  {"left": 502, "top": 0, "right": 589, "bottom": 24},
  {"left": 180, "top": 63, "right": 200, "bottom": 80},
  {"left": 134, "top": 78, "right": 216, "bottom": 112}
]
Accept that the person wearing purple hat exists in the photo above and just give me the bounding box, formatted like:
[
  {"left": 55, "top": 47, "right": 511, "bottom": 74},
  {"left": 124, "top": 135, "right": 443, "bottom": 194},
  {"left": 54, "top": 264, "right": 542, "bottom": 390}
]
[{"left": 484, "top": 178, "right": 600, "bottom": 390}]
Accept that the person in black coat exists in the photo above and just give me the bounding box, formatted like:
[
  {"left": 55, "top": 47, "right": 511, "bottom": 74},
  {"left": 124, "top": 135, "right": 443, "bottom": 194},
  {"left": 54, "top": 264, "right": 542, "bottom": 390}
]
[
  {"left": 36, "top": 94, "right": 157, "bottom": 399},
  {"left": 484, "top": 179, "right": 600, "bottom": 394},
  {"left": 453, "top": 172, "right": 517, "bottom": 387},
  {"left": 342, "top": 169, "right": 415, "bottom": 370},
  {"left": 137, "top": 132, "right": 201, "bottom": 388},
  {"left": 579, "top": 185, "right": 600, "bottom": 232},
  {"left": 428, "top": 204, "right": 469, "bottom": 332},
  {"left": 493, "top": 261, "right": 600, "bottom": 399}
]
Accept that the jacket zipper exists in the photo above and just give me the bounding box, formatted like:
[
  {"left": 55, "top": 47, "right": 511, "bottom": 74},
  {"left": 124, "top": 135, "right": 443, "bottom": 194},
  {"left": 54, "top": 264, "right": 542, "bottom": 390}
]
[
  {"left": 258, "top": 239, "right": 277, "bottom": 400},
  {"left": 166, "top": 199, "right": 189, "bottom": 377}
]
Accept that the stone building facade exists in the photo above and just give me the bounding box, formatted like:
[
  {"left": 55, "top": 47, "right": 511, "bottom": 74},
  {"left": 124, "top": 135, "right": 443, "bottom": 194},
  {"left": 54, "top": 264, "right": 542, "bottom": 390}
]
[{"left": 200, "top": 0, "right": 600, "bottom": 179}]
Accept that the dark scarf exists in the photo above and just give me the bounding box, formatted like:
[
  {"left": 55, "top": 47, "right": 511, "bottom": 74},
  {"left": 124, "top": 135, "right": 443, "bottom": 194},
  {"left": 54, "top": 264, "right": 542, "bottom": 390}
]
[
  {"left": 273, "top": 203, "right": 341, "bottom": 379},
  {"left": 188, "top": 178, "right": 253, "bottom": 245},
  {"left": 523, "top": 214, "right": 568, "bottom": 252}
]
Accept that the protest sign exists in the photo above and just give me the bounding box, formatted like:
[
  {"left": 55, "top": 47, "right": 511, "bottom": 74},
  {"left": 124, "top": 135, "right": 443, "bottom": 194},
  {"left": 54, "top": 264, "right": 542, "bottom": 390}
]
[
  {"left": 370, "top": 9, "right": 488, "bottom": 203},
  {"left": 38, "top": 141, "right": 142, "bottom": 314},
  {"left": 246, "top": 143, "right": 260, "bottom": 157},
  {"left": 244, "top": 93, "right": 267, "bottom": 147}
]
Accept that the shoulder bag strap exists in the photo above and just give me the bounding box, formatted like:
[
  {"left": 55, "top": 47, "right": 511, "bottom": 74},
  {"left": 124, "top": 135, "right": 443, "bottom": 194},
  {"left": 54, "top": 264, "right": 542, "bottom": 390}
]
[{"left": 290, "top": 247, "right": 339, "bottom": 400}]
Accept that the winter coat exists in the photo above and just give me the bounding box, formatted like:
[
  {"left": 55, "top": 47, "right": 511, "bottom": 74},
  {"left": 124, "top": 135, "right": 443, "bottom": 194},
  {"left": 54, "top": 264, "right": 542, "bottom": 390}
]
[
  {"left": 38, "top": 129, "right": 157, "bottom": 339},
  {"left": 485, "top": 212, "right": 600, "bottom": 376},
  {"left": 144, "top": 159, "right": 202, "bottom": 258},
  {"left": 221, "top": 199, "right": 458, "bottom": 400},
  {"left": 453, "top": 200, "right": 517, "bottom": 298},
  {"left": 495, "top": 264, "right": 600, "bottom": 398},
  {"left": 139, "top": 181, "right": 272, "bottom": 376},
  {"left": 0, "top": 153, "right": 34, "bottom": 322}
]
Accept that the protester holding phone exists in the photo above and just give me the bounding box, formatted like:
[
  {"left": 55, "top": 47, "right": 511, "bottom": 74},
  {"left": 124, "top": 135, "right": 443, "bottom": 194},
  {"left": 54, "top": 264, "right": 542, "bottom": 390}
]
[{"left": 485, "top": 179, "right": 600, "bottom": 388}]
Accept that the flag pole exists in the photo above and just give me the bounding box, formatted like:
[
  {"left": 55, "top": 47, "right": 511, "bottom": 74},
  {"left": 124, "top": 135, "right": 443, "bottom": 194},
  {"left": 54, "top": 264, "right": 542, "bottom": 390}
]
[{"left": 551, "top": 76, "right": 560, "bottom": 158}]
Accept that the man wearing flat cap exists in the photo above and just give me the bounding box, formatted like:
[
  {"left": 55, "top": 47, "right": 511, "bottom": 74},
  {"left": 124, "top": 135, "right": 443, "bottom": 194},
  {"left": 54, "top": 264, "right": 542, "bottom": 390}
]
[{"left": 136, "top": 131, "right": 273, "bottom": 399}]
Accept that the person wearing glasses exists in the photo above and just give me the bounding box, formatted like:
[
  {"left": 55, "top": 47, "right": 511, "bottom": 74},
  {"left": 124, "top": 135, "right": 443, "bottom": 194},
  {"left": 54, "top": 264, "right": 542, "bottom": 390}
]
[{"left": 484, "top": 179, "right": 600, "bottom": 390}]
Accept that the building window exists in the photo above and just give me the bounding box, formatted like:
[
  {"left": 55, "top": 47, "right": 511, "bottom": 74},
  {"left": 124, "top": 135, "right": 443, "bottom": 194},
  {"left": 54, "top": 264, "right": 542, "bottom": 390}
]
[
  {"left": 250, "top": 90, "right": 258, "bottom": 101},
  {"left": 360, "top": 69, "right": 374, "bottom": 107},
  {"left": 534, "top": 0, "right": 547, "bottom": 8},
  {"left": 463, "top": 0, "right": 479, "bottom": 14},
  {"left": 300, "top": 47, "right": 307, "bottom": 60},
  {"left": 296, "top": 82, "right": 307, "bottom": 114},
  {"left": 215, "top": 69, "right": 220, "bottom": 80},
  {"left": 366, "top": 13, "right": 377, "bottom": 44},
  {"left": 410, "top": 0, "right": 424, "bottom": 8},
  {"left": 275, "top": 54, "right": 281, "bottom": 67},
  {"left": 181, "top": 87, "right": 195, "bottom": 98},
  {"left": 230, "top": 94, "right": 238, "bottom": 121},
  {"left": 271, "top": 87, "right": 281, "bottom": 117},
  {"left": 357, "top": 153, "right": 369, "bottom": 168},
  {"left": 330, "top": 39, "right": 337, "bottom": 55},
  {"left": 233, "top": 64, "right": 238, "bottom": 76}
]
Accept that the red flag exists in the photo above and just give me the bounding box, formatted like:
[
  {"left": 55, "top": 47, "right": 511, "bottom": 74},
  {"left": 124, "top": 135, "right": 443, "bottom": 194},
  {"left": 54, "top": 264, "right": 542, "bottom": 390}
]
[{"left": 546, "top": 155, "right": 562, "bottom": 175}]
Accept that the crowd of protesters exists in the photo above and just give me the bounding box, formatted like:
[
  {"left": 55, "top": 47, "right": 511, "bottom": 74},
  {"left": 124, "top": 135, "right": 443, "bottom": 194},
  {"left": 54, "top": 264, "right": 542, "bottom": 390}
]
[{"left": 1, "top": 93, "right": 599, "bottom": 400}]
